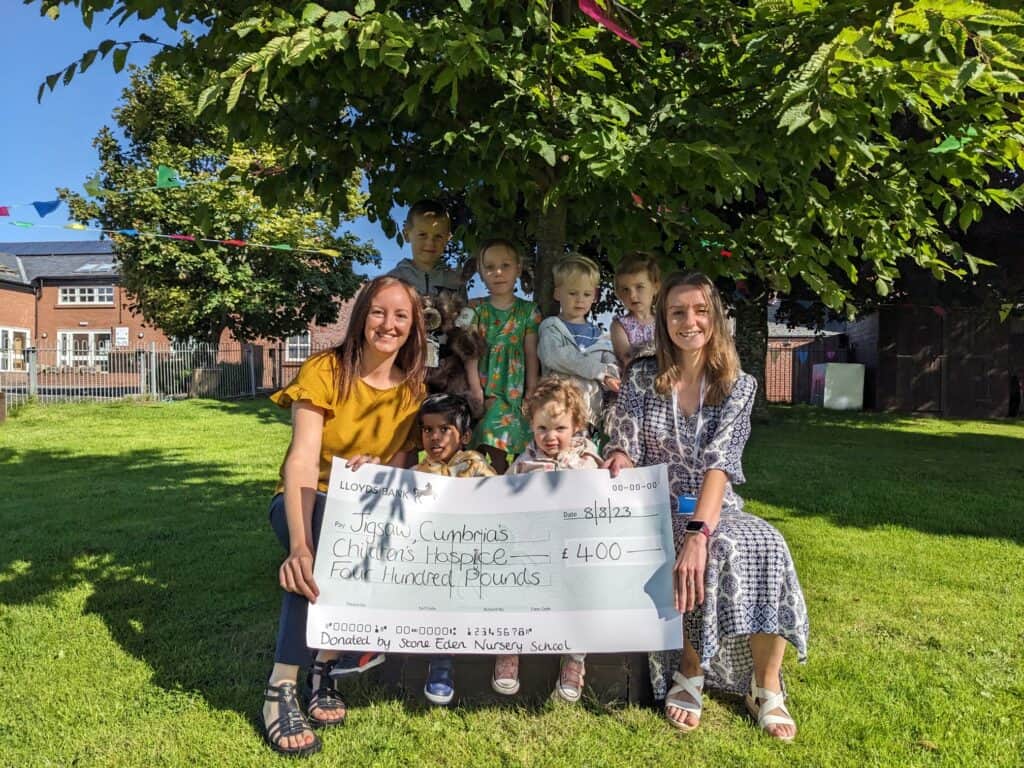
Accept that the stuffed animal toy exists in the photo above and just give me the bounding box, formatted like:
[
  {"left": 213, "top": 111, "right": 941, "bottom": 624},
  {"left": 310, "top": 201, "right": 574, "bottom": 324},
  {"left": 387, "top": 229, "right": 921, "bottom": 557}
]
[{"left": 422, "top": 290, "right": 487, "bottom": 418}]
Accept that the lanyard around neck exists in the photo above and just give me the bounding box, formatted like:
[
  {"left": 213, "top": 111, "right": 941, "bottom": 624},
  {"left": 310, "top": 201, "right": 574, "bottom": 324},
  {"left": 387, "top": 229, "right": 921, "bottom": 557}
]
[{"left": 672, "top": 374, "right": 706, "bottom": 460}]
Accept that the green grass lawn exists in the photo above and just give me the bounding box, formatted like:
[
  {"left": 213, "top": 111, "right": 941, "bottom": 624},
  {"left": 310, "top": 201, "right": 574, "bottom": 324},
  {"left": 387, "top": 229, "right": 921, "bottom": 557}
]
[{"left": 1, "top": 400, "right": 1022, "bottom": 767}]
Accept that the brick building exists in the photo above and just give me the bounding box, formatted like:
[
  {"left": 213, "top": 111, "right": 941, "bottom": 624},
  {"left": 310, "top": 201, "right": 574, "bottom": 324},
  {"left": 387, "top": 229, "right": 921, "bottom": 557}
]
[
  {"left": 764, "top": 301, "right": 847, "bottom": 404},
  {"left": 0, "top": 240, "right": 355, "bottom": 379},
  {"left": 0, "top": 241, "right": 172, "bottom": 372}
]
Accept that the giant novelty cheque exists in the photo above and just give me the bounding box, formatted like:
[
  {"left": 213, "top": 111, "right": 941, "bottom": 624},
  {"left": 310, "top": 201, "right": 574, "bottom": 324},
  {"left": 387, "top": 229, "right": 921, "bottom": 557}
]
[{"left": 307, "top": 459, "right": 682, "bottom": 655}]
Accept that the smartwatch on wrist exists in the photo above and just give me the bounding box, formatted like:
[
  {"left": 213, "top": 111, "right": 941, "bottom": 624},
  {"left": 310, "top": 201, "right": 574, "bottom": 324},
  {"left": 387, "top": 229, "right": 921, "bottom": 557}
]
[{"left": 684, "top": 520, "right": 713, "bottom": 538}]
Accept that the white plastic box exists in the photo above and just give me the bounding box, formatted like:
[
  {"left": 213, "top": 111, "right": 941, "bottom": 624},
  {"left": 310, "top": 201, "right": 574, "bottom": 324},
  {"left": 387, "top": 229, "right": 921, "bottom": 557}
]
[{"left": 811, "top": 363, "right": 865, "bottom": 410}]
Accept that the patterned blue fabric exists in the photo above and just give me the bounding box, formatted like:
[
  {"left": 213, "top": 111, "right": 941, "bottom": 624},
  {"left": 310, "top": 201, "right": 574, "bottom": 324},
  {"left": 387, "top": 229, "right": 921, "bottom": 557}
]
[
  {"left": 605, "top": 357, "right": 809, "bottom": 698},
  {"left": 562, "top": 320, "right": 602, "bottom": 350}
]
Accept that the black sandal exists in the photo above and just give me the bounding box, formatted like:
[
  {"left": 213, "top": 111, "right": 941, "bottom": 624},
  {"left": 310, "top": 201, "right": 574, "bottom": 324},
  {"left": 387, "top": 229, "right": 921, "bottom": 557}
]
[
  {"left": 262, "top": 681, "right": 322, "bottom": 758},
  {"left": 306, "top": 659, "right": 347, "bottom": 728}
]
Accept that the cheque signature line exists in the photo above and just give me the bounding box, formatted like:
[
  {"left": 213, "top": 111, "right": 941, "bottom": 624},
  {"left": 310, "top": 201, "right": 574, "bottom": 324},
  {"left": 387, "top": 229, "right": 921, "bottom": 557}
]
[{"left": 510, "top": 532, "right": 551, "bottom": 543}]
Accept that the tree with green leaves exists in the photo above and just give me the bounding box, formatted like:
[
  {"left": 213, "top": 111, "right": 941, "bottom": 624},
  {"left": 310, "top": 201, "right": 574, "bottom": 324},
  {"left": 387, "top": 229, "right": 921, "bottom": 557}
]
[
  {"left": 62, "top": 61, "right": 377, "bottom": 344},
  {"left": 37, "top": 0, "right": 1024, "bottom": 405}
]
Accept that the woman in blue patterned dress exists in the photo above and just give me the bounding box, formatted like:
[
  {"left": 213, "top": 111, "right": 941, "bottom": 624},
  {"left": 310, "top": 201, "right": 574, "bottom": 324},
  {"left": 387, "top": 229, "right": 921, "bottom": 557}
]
[{"left": 604, "top": 271, "right": 808, "bottom": 741}]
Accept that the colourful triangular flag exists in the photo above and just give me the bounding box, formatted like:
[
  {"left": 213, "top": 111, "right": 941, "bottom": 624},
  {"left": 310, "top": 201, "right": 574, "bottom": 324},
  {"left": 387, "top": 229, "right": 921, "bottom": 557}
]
[
  {"left": 117, "top": 228, "right": 139, "bottom": 236},
  {"left": 929, "top": 126, "right": 979, "bottom": 154},
  {"left": 32, "top": 199, "right": 61, "bottom": 217},
  {"left": 84, "top": 173, "right": 111, "bottom": 198},
  {"left": 156, "top": 165, "right": 184, "bottom": 189},
  {"left": 11, "top": 221, "right": 34, "bottom": 228},
  {"left": 269, "top": 243, "right": 294, "bottom": 251},
  {"left": 168, "top": 234, "right": 196, "bottom": 241},
  {"left": 0, "top": 207, "right": 9, "bottom": 216},
  {"left": 222, "top": 239, "right": 247, "bottom": 247},
  {"left": 578, "top": 0, "right": 640, "bottom": 48},
  {"left": 929, "top": 136, "right": 962, "bottom": 154},
  {"left": 65, "top": 223, "right": 89, "bottom": 230}
]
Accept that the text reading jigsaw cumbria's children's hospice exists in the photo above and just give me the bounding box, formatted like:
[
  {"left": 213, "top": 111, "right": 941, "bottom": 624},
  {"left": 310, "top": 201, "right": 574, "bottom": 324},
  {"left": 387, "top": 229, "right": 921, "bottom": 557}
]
[{"left": 306, "top": 460, "right": 683, "bottom": 654}]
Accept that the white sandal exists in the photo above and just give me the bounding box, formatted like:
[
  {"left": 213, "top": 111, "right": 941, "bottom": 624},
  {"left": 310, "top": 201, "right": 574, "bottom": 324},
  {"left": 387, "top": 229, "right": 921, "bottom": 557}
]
[
  {"left": 664, "top": 671, "right": 704, "bottom": 732},
  {"left": 744, "top": 673, "right": 796, "bottom": 742}
]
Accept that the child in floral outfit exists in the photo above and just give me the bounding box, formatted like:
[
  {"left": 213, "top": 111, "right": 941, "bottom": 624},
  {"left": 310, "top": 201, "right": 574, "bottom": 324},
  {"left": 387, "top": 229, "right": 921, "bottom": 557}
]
[{"left": 470, "top": 239, "right": 541, "bottom": 473}]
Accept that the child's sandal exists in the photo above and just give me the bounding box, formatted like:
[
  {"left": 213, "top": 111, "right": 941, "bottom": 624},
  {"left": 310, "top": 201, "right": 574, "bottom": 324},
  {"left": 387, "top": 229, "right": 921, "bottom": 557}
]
[
  {"left": 262, "top": 681, "right": 322, "bottom": 757},
  {"left": 306, "top": 659, "right": 347, "bottom": 728}
]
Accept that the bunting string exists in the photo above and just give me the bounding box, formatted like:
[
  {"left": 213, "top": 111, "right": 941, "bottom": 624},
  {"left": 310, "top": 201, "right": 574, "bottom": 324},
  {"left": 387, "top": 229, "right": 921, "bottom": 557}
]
[
  {"left": 1, "top": 165, "right": 250, "bottom": 219},
  {"left": 5, "top": 221, "right": 344, "bottom": 258},
  {"left": 1, "top": 164, "right": 346, "bottom": 257}
]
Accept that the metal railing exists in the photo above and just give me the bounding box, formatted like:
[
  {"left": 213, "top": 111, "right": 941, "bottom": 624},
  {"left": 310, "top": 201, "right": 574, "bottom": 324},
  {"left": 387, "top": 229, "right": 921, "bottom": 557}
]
[
  {"left": 0, "top": 342, "right": 304, "bottom": 415},
  {"left": 0, "top": 342, "right": 342, "bottom": 415}
]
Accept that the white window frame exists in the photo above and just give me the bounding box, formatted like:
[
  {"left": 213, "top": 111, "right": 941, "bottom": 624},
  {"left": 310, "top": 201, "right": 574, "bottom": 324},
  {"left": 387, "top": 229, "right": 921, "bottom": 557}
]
[
  {"left": 285, "top": 331, "right": 312, "bottom": 362},
  {"left": 0, "top": 326, "right": 31, "bottom": 372},
  {"left": 58, "top": 285, "right": 115, "bottom": 305},
  {"left": 57, "top": 330, "right": 113, "bottom": 369}
]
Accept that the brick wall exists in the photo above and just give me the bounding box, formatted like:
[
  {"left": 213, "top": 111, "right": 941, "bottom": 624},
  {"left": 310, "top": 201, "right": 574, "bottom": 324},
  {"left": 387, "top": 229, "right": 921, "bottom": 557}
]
[
  {"left": 35, "top": 283, "right": 170, "bottom": 347},
  {"left": 310, "top": 294, "right": 355, "bottom": 349},
  {"left": 766, "top": 339, "right": 814, "bottom": 403},
  {"left": 0, "top": 285, "right": 35, "bottom": 333}
]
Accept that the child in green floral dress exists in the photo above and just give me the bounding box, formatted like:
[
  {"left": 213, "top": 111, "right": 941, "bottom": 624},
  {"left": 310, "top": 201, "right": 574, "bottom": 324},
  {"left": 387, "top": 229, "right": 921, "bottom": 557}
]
[{"left": 468, "top": 239, "right": 541, "bottom": 473}]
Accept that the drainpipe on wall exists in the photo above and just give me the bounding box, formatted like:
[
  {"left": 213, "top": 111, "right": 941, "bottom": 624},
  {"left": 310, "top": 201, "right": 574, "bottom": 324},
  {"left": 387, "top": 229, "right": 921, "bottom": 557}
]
[{"left": 33, "top": 279, "right": 41, "bottom": 343}]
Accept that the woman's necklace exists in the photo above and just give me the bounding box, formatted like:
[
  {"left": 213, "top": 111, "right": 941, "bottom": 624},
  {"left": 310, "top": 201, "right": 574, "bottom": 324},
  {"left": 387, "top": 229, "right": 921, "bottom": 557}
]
[{"left": 671, "top": 375, "right": 706, "bottom": 459}]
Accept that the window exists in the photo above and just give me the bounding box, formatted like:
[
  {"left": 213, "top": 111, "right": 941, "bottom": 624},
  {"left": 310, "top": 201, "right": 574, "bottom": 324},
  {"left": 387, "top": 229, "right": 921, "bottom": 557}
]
[
  {"left": 57, "top": 330, "right": 112, "bottom": 370},
  {"left": 285, "top": 331, "right": 311, "bottom": 362},
  {"left": 59, "top": 286, "right": 114, "bottom": 305},
  {"left": 0, "top": 327, "right": 30, "bottom": 372}
]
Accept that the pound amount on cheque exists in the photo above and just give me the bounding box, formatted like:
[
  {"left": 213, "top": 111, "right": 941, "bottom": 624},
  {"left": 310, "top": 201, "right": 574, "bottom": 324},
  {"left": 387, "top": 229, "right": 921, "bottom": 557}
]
[
  {"left": 562, "top": 536, "right": 666, "bottom": 567},
  {"left": 564, "top": 540, "right": 621, "bottom": 563}
]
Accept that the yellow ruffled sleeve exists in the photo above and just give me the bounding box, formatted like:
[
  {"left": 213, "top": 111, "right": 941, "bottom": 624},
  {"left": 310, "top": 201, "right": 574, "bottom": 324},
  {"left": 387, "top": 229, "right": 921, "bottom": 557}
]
[{"left": 269, "top": 352, "right": 337, "bottom": 414}]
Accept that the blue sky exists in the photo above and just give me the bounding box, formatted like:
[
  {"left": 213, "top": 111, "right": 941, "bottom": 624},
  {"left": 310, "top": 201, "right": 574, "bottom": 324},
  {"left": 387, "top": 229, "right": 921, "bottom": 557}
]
[{"left": 0, "top": 4, "right": 404, "bottom": 276}]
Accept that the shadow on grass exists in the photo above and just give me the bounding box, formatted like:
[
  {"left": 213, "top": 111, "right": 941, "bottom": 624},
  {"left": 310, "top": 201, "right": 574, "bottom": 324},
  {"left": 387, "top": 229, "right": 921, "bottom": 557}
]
[
  {"left": 0, "top": 446, "right": 281, "bottom": 722},
  {"left": 743, "top": 407, "right": 1024, "bottom": 544},
  {"left": 184, "top": 396, "right": 291, "bottom": 426},
  {"left": 0, "top": 431, "right": 585, "bottom": 728}
]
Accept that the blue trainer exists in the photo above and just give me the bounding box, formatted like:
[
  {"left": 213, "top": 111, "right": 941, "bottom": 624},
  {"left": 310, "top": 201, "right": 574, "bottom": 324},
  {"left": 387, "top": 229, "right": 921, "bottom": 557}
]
[
  {"left": 424, "top": 657, "right": 455, "bottom": 706},
  {"left": 327, "top": 651, "right": 386, "bottom": 679}
]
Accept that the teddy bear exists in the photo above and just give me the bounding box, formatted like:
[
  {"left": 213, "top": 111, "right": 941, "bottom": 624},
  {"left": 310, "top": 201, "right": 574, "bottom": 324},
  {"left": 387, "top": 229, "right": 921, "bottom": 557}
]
[{"left": 422, "top": 289, "right": 487, "bottom": 418}]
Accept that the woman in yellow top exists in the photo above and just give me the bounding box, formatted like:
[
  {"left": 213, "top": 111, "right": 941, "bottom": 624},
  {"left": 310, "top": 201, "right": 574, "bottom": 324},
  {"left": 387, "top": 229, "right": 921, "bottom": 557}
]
[{"left": 262, "top": 275, "right": 426, "bottom": 757}]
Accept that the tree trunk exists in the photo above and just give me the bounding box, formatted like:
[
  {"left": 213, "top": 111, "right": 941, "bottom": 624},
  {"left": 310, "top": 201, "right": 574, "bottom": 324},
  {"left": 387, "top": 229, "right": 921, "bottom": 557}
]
[
  {"left": 532, "top": 202, "right": 567, "bottom": 318},
  {"left": 733, "top": 291, "right": 769, "bottom": 423}
]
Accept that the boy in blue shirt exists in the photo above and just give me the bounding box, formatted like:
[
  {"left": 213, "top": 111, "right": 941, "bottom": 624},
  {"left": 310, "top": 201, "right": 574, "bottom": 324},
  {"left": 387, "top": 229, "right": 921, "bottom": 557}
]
[{"left": 537, "top": 254, "right": 620, "bottom": 431}]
